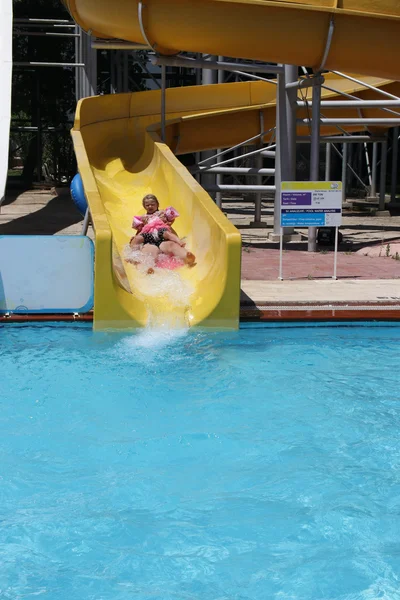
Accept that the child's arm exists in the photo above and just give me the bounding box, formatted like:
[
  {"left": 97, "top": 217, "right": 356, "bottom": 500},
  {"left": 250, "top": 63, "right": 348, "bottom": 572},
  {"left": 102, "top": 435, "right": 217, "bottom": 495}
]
[{"left": 132, "top": 215, "right": 147, "bottom": 231}]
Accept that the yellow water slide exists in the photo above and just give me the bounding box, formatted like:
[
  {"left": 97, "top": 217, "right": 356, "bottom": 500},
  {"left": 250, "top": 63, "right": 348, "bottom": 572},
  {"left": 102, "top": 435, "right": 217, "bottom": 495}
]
[{"left": 66, "top": 0, "right": 400, "bottom": 329}]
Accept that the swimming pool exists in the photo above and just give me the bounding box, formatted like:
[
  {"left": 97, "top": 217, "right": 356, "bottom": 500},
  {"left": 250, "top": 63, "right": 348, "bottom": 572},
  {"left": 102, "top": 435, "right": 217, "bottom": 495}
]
[{"left": 1, "top": 322, "right": 400, "bottom": 600}]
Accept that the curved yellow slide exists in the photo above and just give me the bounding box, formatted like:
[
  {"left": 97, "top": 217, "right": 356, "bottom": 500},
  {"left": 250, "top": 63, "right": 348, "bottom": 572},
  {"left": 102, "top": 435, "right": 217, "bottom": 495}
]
[{"left": 66, "top": 0, "right": 400, "bottom": 330}]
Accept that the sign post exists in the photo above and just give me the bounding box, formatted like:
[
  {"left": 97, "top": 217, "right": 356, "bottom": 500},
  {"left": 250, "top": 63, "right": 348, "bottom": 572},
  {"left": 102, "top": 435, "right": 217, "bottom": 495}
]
[{"left": 279, "top": 181, "right": 342, "bottom": 280}]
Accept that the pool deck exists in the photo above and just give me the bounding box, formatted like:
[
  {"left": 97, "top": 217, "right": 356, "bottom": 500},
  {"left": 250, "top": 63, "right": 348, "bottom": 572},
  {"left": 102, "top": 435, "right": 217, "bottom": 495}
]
[{"left": 2, "top": 188, "right": 400, "bottom": 322}]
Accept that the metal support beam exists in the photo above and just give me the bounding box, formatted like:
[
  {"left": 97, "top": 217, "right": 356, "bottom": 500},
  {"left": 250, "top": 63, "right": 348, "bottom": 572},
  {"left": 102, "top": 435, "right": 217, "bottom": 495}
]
[
  {"left": 380, "top": 139, "right": 388, "bottom": 211},
  {"left": 203, "top": 142, "right": 275, "bottom": 170},
  {"left": 14, "top": 18, "right": 73, "bottom": 23},
  {"left": 193, "top": 167, "right": 275, "bottom": 175},
  {"left": 331, "top": 71, "right": 400, "bottom": 101},
  {"left": 331, "top": 142, "right": 367, "bottom": 190},
  {"left": 284, "top": 65, "right": 297, "bottom": 181},
  {"left": 254, "top": 110, "right": 265, "bottom": 224},
  {"left": 325, "top": 143, "right": 331, "bottom": 181},
  {"left": 297, "top": 135, "right": 386, "bottom": 143},
  {"left": 286, "top": 75, "right": 324, "bottom": 90},
  {"left": 81, "top": 30, "right": 97, "bottom": 97},
  {"left": 391, "top": 127, "right": 399, "bottom": 202},
  {"left": 92, "top": 40, "right": 149, "bottom": 50},
  {"left": 342, "top": 143, "right": 348, "bottom": 204},
  {"left": 277, "top": 65, "right": 298, "bottom": 237},
  {"left": 198, "top": 131, "right": 275, "bottom": 166},
  {"left": 14, "top": 61, "right": 85, "bottom": 67},
  {"left": 215, "top": 56, "right": 224, "bottom": 209},
  {"left": 297, "top": 100, "right": 400, "bottom": 109},
  {"left": 254, "top": 151, "right": 263, "bottom": 222},
  {"left": 201, "top": 56, "right": 218, "bottom": 196},
  {"left": 308, "top": 77, "right": 322, "bottom": 252},
  {"left": 204, "top": 185, "right": 275, "bottom": 193},
  {"left": 151, "top": 55, "right": 284, "bottom": 74},
  {"left": 273, "top": 69, "right": 284, "bottom": 235},
  {"left": 15, "top": 31, "right": 80, "bottom": 37},
  {"left": 81, "top": 208, "right": 91, "bottom": 235},
  {"left": 371, "top": 142, "right": 378, "bottom": 197},
  {"left": 261, "top": 150, "right": 276, "bottom": 158},
  {"left": 299, "top": 118, "right": 400, "bottom": 126},
  {"left": 364, "top": 143, "right": 372, "bottom": 188},
  {"left": 161, "top": 64, "right": 166, "bottom": 142}
]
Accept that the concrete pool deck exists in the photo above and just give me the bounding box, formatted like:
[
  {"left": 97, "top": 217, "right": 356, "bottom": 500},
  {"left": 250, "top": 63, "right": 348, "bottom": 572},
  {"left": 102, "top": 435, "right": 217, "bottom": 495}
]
[{"left": 2, "top": 189, "right": 400, "bottom": 321}]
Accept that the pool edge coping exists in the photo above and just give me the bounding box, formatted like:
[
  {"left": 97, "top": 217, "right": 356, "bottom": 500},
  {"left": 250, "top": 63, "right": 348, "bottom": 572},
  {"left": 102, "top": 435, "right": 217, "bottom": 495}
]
[{"left": 1, "top": 304, "right": 400, "bottom": 323}]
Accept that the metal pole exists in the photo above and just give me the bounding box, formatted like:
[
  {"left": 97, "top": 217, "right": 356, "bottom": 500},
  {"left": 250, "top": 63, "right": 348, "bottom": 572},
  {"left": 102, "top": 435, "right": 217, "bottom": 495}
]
[
  {"left": 36, "top": 75, "right": 42, "bottom": 183},
  {"left": 216, "top": 56, "right": 224, "bottom": 208},
  {"left": 81, "top": 208, "right": 90, "bottom": 235},
  {"left": 297, "top": 135, "right": 386, "bottom": 143},
  {"left": 81, "top": 30, "right": 97, "bottom": 97},
  {"left": 13, "top": 62, "right": 85, "bottom": 67},
  {"left": 297, "top": 99, "right": 400, "bottom": 108},
  {"left": 308, "top": 77, "right": 322, "bottom": 252},
  {"left": 331, "top": 71, "right": 400, "bottom": 101},
  {"left": 284, "top": 65, "right": 297, "bottom": 180},
  {"left": 299, "top": 118, "right": 400, "bottom": 126},
  {"left": 391, "top": 127, "right": 399, "bottom": 202},
  {"left": 325, "top": 143, "right": 331, "bottom": 181},
  {"left": 193, "top": 167, "right": 275, "bottom": 175},
  {"left": 333, "top": 227, "right": 338, "bottom": 280},
  {"left": 199, "top": 130, "right": 275, "bottom": 166},
  {"left": 74, "top": 25, "right": 81, "bottom": 101},
  {"left": 380, "top": 139, "right": 388, "bottom": 211},
  {"left": 281, "top": 65, "right": 297, "bottom": 237},
  {"left": 331, "top": 143, "right": 367, "bottom": 190},
  {"left": 110, "top": 51, "right": 116, "bottom": 94},
  {"left": 342, "top": 143, "right": 348, "bottom": 204},
  {"left": 371, "top": 142, "right": 378, "bottom": 197},
  {"left": 253, "top": 110, "right": 264, "bottom": 224},
  {"left": 161, "top": 64, "right": 166, "bottom": 142},
  {"left": 151, "top": 55, "right": 284, "bottom": 74},
  {"left": 204, "top": 185, "right": 275, "bottom": 193},
  {"left": 364, "top": 143, "right": 372, "bottom": 188},
  {"left": 273, "top": 69, "right": 284, "bottom": 235},
  {"left": 201, "top": 56, "right": 217, "bottom": 196}
]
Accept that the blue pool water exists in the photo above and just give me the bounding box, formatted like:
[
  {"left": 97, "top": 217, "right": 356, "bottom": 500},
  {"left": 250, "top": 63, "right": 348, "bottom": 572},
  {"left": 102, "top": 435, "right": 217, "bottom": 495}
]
[{"left": 1, "top": 323, "right": 400, "bottom": 600}]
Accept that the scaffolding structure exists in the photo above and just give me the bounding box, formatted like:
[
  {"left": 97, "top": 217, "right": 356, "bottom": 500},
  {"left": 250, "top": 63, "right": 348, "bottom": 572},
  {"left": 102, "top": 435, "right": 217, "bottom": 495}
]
[{"left": 9, "top": 15, "right": 400, "bottom": 251}]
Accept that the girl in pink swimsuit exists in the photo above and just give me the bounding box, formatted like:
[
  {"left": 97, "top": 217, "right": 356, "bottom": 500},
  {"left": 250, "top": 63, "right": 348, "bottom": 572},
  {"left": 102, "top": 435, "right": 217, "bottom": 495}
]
[{"left": 128, "top": 194, "right": 196, "bottom": 272}]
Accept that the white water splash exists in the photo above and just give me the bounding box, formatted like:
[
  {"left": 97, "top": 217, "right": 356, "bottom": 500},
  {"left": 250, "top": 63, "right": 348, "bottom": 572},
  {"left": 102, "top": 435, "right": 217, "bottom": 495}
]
[{"left": 123, "top": 244, "right": 194, "bottom": 328}]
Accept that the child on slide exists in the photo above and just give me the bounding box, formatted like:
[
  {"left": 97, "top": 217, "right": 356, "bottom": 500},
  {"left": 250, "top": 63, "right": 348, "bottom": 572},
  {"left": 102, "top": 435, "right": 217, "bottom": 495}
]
[
  {"left": 130, "top": 205, "right": 182, "bottom": 248},
  {"left": 128, "top": 194, "right": 196, "bottom": 269}
]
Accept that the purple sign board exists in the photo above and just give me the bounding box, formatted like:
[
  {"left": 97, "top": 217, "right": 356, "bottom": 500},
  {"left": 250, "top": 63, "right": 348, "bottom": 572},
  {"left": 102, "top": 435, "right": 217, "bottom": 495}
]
[{"left": 281, "top": 192, "right": 312, "bottom": 206}]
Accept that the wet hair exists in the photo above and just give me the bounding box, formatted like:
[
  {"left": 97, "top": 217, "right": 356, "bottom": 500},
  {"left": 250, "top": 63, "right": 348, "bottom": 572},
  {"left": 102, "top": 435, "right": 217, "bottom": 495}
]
[{"left": 142, "top": 194, "right": 159, "bottom": 208}]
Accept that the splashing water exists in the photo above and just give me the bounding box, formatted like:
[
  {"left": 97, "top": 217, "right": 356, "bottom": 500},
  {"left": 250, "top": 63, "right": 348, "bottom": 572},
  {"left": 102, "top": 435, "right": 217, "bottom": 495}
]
[
  {"left": 123, "top": 245, "right": 194, "bottom": 328},
  {"left": 114, "top": 326, "right": 190, "bottom": 361}
]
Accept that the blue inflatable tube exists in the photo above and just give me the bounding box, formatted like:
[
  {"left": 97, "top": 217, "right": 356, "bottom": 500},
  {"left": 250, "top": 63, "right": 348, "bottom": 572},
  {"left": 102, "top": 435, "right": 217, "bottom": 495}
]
[{"left": 70, "top": 173, "right": 88, "bottom": 216}]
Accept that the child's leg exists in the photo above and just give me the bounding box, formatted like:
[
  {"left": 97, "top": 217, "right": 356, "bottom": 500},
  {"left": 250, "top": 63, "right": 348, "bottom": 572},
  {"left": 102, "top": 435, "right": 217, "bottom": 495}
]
[
  {"left": 141, "top": 244, "right": 160, "bottom": 274},
  {"left": 162, "top": 230, "right": 185, "bottom": 247},
  {"left": 159, "top": 241, "right": 196, "bottom": 266},
  {"left": 130, "top": 234, "right": 144, "bottom": 248}
]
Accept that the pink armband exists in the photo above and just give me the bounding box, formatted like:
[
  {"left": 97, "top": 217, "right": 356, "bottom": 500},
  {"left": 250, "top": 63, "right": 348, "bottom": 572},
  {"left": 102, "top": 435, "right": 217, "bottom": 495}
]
[
  {"left": 164, "top": 206, "right": 179, "bottom": 222},
  {"left": 132, "top": 216, "right": 144, "bottom": 229}
]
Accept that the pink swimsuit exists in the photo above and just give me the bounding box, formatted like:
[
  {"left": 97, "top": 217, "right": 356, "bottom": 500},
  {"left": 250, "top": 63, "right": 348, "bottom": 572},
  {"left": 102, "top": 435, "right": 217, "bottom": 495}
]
[{"left": 132, "top": 206, "right": 179, "bottom": 240}]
